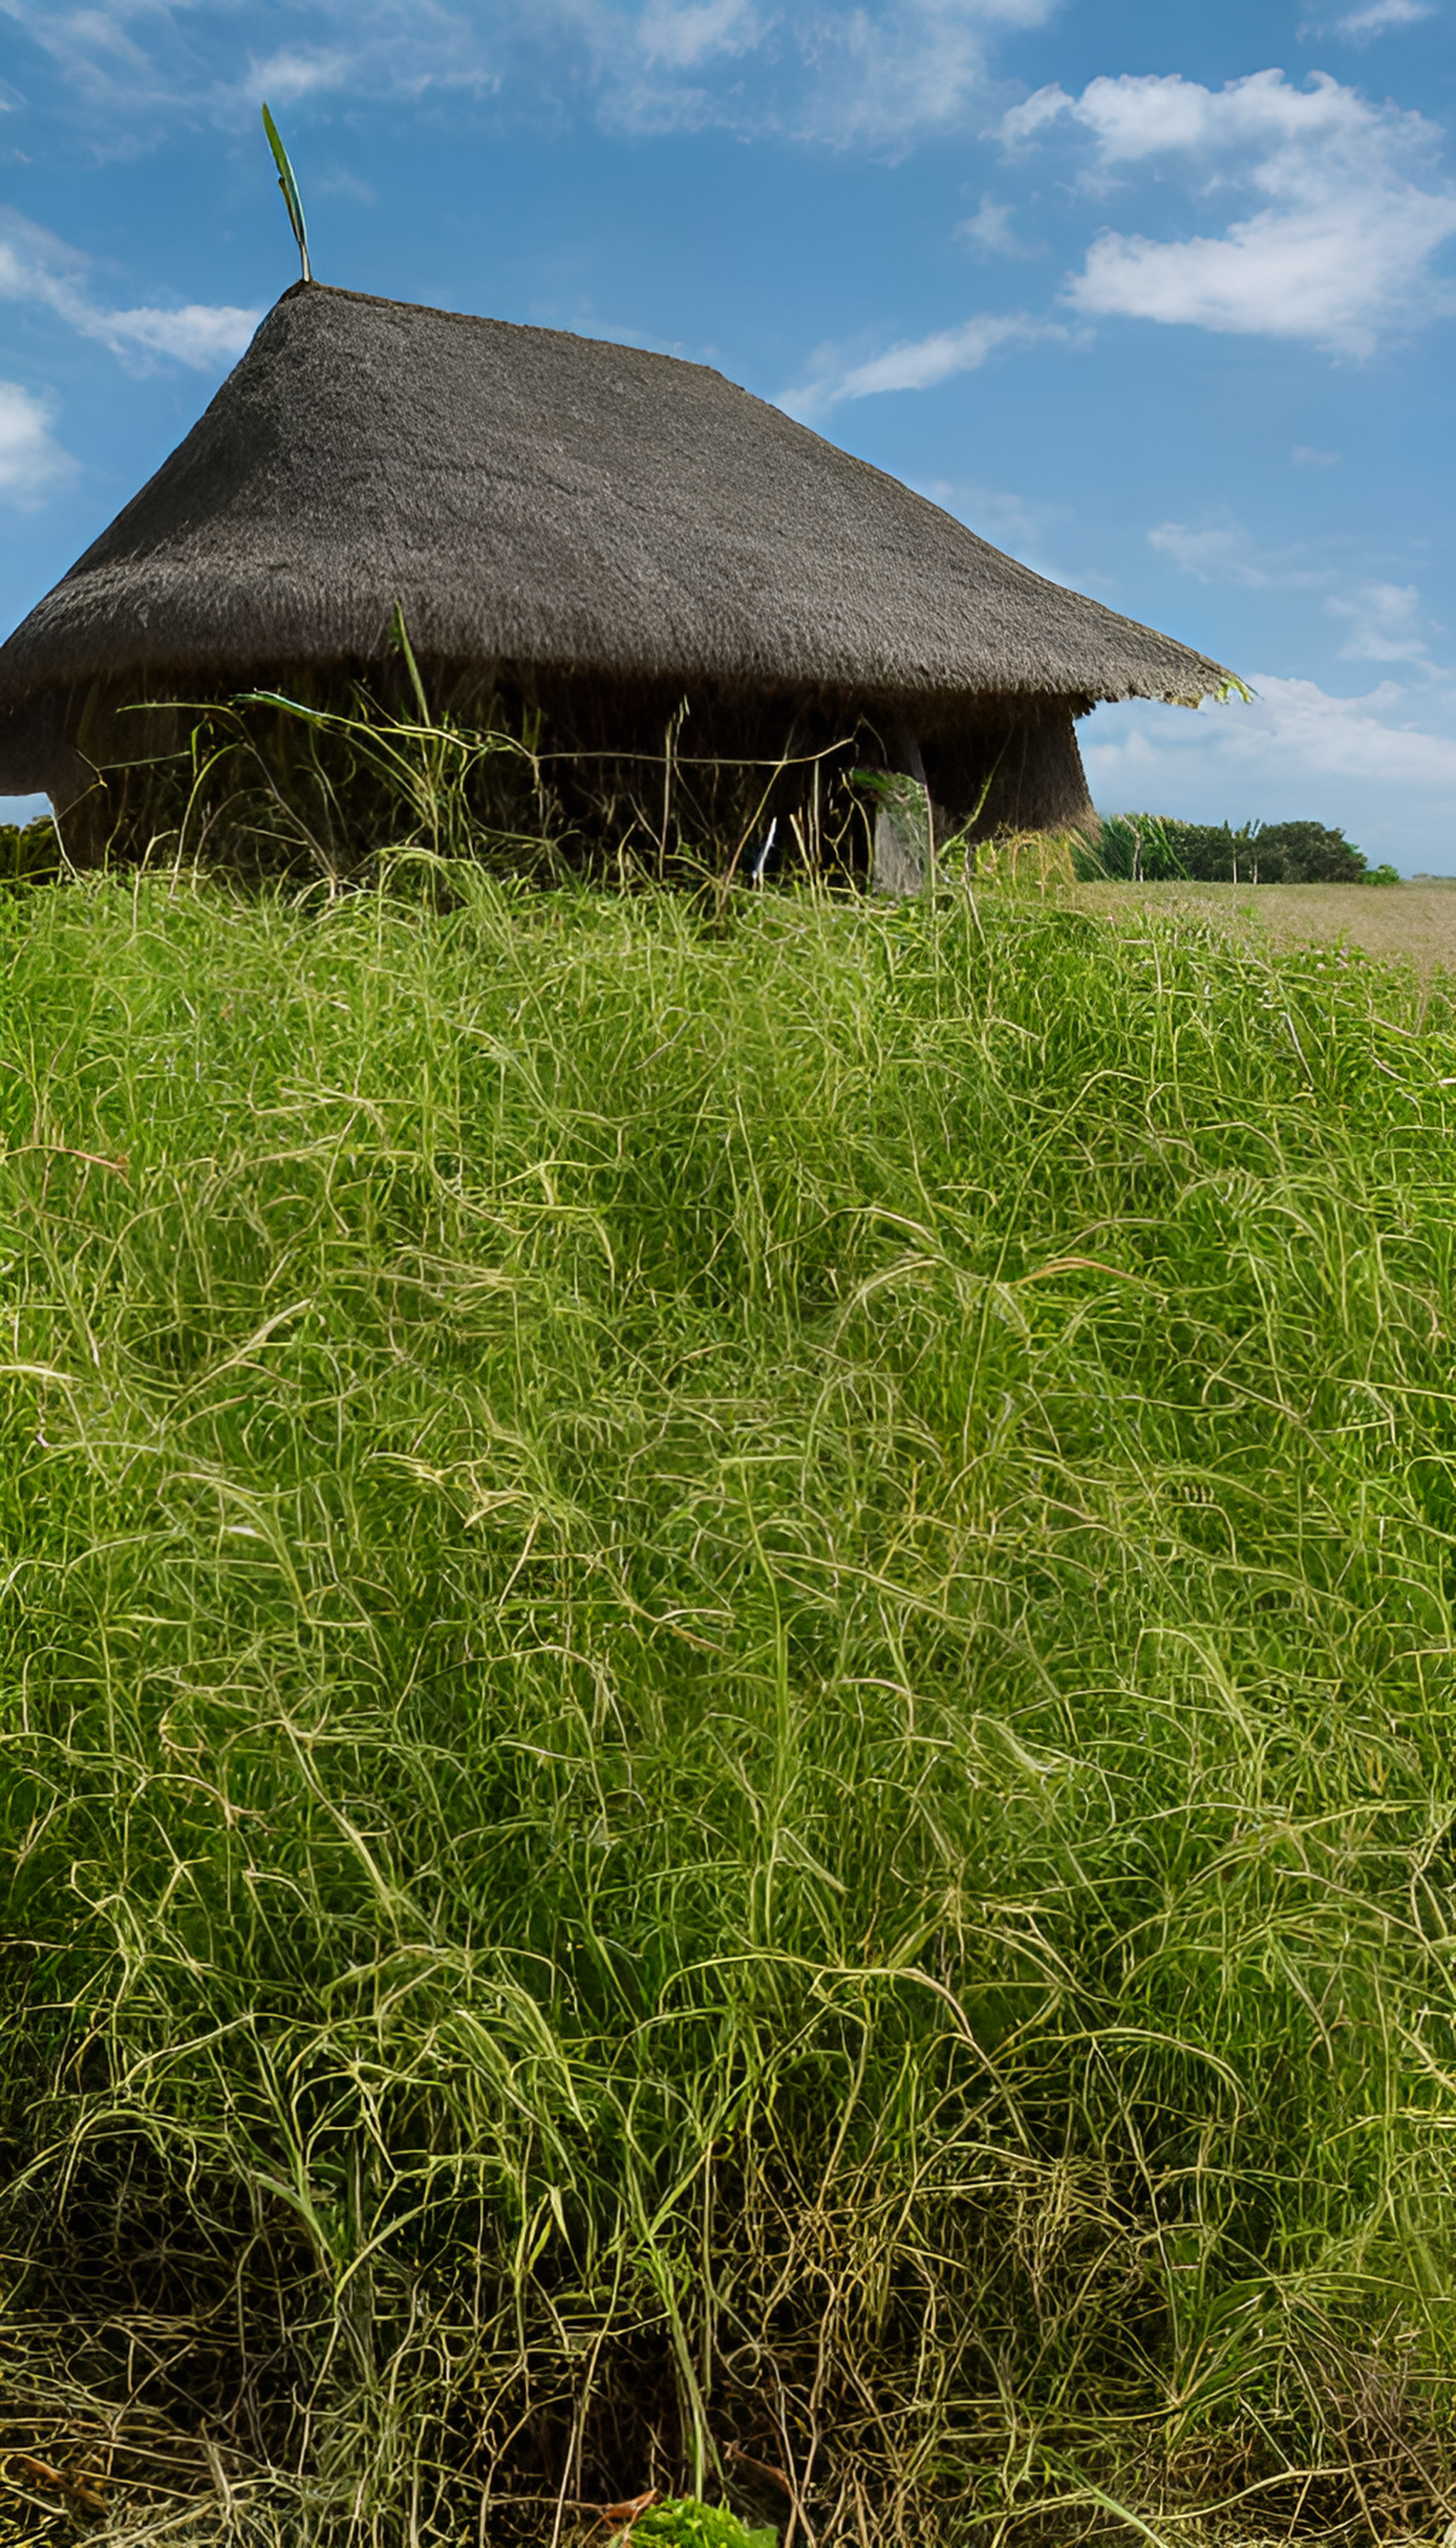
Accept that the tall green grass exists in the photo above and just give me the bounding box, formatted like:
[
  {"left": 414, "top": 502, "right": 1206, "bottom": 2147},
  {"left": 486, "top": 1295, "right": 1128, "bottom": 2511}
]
[{"left": 4, "top": 872, "right": 1456, "bottom": 2546}]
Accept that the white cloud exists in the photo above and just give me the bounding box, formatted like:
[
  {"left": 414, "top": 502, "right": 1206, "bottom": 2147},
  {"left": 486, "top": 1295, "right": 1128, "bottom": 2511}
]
[
  {"left": 0, "top": 207, "right": 259, "bottom": 368},
  {"left": 1327, "top": 579, "right": 1441, "bottom": 662},
  {"left": 1074, "top": 199, "right": 1454, "bottom": 353},
  {"left": 1006, "top": 63, "right": 1438, "bottom": 165},
  {"left": 1130, "top": 675, "right": 1456, "bottom": 792},
  {"left": 0, "top": 378, "right": 75, "bottom": 501},
  {"left": 1327, "top": 1, "right": 1435, "bottom": 41},
  {"left": 1003, "top": 70, "right": 1456, "bottom": 354},
  {"left": 1004, "top": 74, "right": 1208, "bottom": 157},
  {"left": 248, "top": 46, "right": 368, "bottom": 107},
  {"left": 108, "top": 302, "right": 262, "bottom": 362},
  {"left": 1292, "top": 444, "right": 1339, "bottom": 464},
  {"left": 1083, "top": 673, "right": 1456, "bottom": 867},
  {"left": 782, "top": 309, "right": 1064, "bottom": 415}
]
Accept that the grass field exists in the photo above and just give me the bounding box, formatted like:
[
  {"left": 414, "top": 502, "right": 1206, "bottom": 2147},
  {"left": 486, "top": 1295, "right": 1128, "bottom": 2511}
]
[{"left": 5, "top": 869, "right": 1456, "bottom": 2548}]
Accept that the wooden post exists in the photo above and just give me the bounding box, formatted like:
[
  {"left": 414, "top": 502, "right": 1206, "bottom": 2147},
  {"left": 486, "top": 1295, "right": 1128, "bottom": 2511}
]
[
  {"left": 872, "top": 797, "right": 926, "bottom": 896},
  {"left": 871, "top": 729, "right": 931, "bottom": 897}
]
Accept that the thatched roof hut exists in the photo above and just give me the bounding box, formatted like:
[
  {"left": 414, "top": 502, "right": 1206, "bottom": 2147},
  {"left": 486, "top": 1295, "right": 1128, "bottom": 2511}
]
[{"left": 0, "top": 282, "right": 1235, "bottom": 876}]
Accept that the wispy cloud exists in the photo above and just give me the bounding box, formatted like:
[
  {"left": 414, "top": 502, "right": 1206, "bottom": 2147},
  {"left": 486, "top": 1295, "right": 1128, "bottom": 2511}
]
[
  {"left": 0, "top": 0, "right": 500, "bottom": 118},
  {"left": 0, "top": 0, "right": 1063, "bottom": 151},
  {"left": 0, "top": 378, "right": 75, "bottom": 501},
  {"left": 1292, "top": 444, "right": 1340, "bottom": 464},
  {"left": 1327, "top": 578, "right": 1442, "bottom": 662},
  {"left": 956, "top": 193, "right": 1044, "bottom": 257},
  {"left": 1147, "top": 518, "right": 1450, "bottom": 682},
  {"left": 1322, "top": 1, "right": 1435, "bottom": 43},
  {"left": 1002, "top": 69, "right": 1456, "bottom": 354},
  {"left": 0, "top": 207, "right": 259, "bottom": 368},
  {"left": 774, "top": 0, "right": 1060, "bottom": 150},
  {"left": 913, "top": 473, "right": 1044, "bottom": 547},
  {"left": 911, "top": 472, "right": 1093, "bottom": 584},
  {"left": 1152, "top": 512, "right": 1456, "bottom": 678},
  {"left": 1147, "top": 518, "right": 1323, "bottom": 590},
  {"left": 782, "top": 309, "right": 1064, "bottom": 416},
  {"left": 636, "top": 0, "right": 763, "bottom": 72},
  {"left": 240, "top": 4, "right": 507, "bottom": 110},
  {"left": 106, "top": 303, "right": 262, "bottom": 362}
]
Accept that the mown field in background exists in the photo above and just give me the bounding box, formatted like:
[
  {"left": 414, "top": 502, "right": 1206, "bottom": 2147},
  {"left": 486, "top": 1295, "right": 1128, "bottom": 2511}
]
[
  {"left": 5, "top": 870, "right": 1456, "bottom": 2548},
  {"left": 1069, "top": 880, "right": 1456, "bottom": 973}
]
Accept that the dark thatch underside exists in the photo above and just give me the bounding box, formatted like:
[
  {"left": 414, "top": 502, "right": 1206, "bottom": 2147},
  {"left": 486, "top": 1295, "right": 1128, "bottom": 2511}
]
[
  {"left": 0, "top": 282, "right": 1235, "bottom": 866},
  {"left": 38, "top": 660, "right": 1100, "bottom": 884}
]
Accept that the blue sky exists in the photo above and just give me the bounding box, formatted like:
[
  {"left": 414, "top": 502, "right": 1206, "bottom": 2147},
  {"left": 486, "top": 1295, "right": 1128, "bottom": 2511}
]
[{"left": 1, "top": 0, "right": 1452, "bottom": 867}]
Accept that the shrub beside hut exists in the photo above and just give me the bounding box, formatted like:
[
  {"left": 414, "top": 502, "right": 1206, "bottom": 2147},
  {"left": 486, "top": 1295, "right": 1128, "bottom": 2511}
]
[{"left": 0, "top": 282, "right": 1237, "bottom": 886}]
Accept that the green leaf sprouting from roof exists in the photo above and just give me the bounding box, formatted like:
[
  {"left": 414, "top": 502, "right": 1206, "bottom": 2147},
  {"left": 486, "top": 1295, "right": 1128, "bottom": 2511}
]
[{"left": 262, "top": 102, "right": 312, "bottom": 286}]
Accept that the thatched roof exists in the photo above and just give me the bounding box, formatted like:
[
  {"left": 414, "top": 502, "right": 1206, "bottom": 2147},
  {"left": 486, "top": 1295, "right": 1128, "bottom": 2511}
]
[{"left": 0, "top": 282, "right": 1232, "bottom": 791}]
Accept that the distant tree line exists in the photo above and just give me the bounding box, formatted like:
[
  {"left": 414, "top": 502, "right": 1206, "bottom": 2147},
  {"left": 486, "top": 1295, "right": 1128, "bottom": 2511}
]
[{"left": 1084, "top": 815, "right": 1400, "bottom": 887}]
